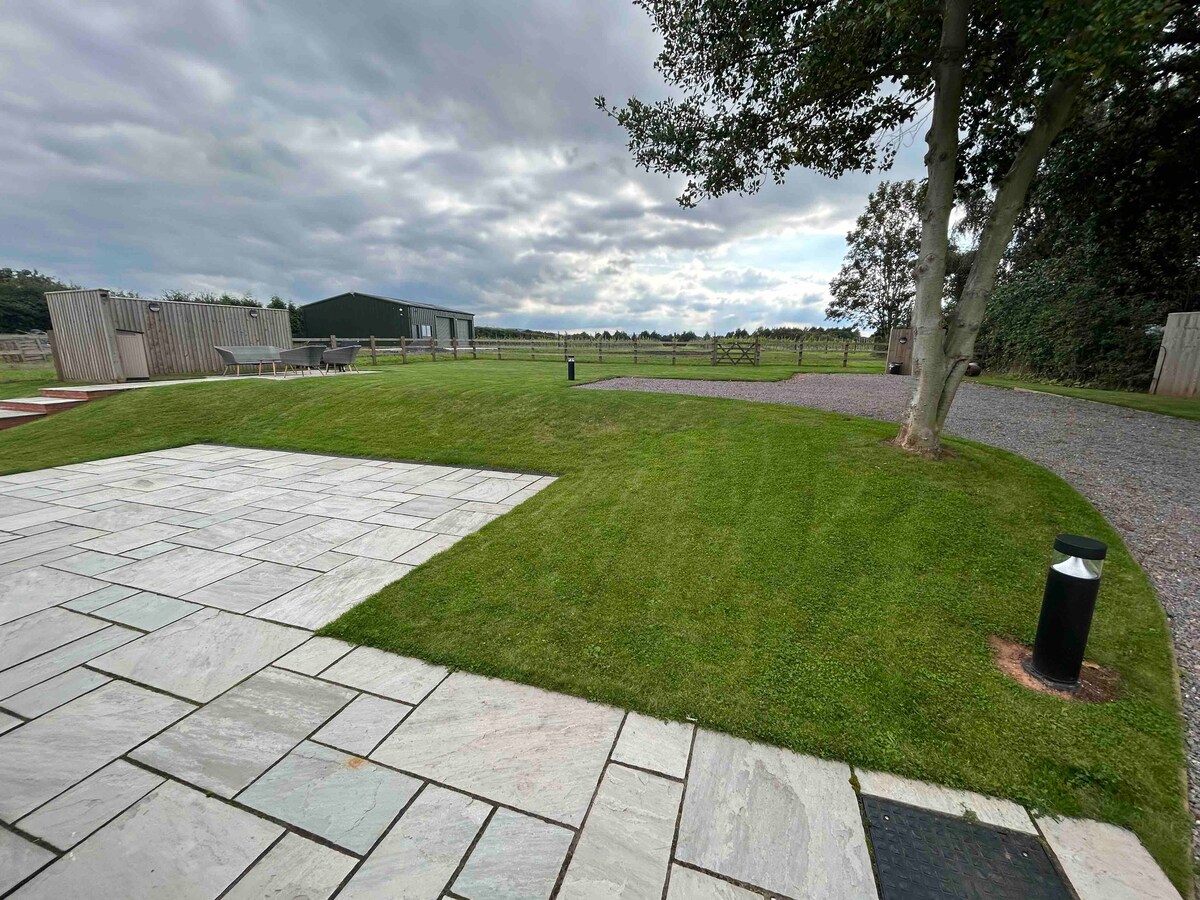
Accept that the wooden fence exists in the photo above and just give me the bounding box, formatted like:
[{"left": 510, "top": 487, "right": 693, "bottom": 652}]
[
  {"left": 0, "top": 334, "right": 51, "bottom": 364},
  {"left": 291, "top": 335, "right": 889, "bottom": 369}
]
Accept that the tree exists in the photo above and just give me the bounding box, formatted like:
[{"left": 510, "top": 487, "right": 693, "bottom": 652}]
[
  {"left": 826, "top": 180, "right": 921, "bottom": 338},
  {"left": 599, "top": 0, "right": 1175, "bottom": 454},
  {"left": 0, "top": 268, "right": 77, "bottom": 332}
]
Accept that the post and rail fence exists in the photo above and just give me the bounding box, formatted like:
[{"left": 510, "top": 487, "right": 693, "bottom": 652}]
[{"left": 289, "top": 335, "right": 890, "bottom": 369}]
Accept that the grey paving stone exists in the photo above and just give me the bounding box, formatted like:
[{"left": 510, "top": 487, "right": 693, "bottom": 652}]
[
  {"left": 47, "top": 550, "right": 131, "bottom": 576},
  {"left": 334, "top": 525, "right": 435, "bottom": 561},
  {"left": 422, "top": 508, "right": 500, "bottom": 536},
  {"left": 16, "top": 759, "right": 164, "bottom": 850},
  {"left": 12, "top": 780, "right": 281, "bottom": 900},
  {"left": 91, "top": 607, "right": 308, "bottom": 702},
  {"left": 0, "top": 666, "right": 111, "bottom": 717},
  {"left": 365, "top": 511, "right": 431, "bottom": 530},
  {"left": 170, "top": 517, "right": 269, "bottom": 550},
  {"left": 182, "top": 560, "right": 316, "bottom": 613},
  {"left": 94, "top": 592, "right": 202, "bottom": 631},
  {"left": 99, "top": 546, "right": 257, "bottom": 596},
  {"left": 120, "top": 540, "right": 177, "bottom": 560},
  {"left": 251, "top": 557, "right": 412, "bottom": 630},
  {"left": 274, "top": 636, "right": 357, "bottom": 675},
  {"left": 0, "top": 625, "right": 138, "bottom": 700},
  {"left": 244, "top": 518, "right": 377, "bottom": 566},
  {"left": 241, "top": 740, "right": 422, "bottom": 853},
  {"left": 612, "top": 713, "right": 694, "bottom": 780},
  {"left": 322, "top": 646, "right": 448, "bottom": 703},
  {"left": 0, "top": 525, "right": 105, "bottom": 566},
  {"left": 132, "top": 667, "right": 354, "bottom": 797},
  {"left": 0, "top": 710, "right": 19, "bottom": 734},
  {"left": 0, "top": 545, "right": 84, "bottom": 576},
  {"left": 452, "top": 478, "right": 526, "bottom": 503},
  {"left": 300, "top": 550, "right": 357, "bottom": 571},
  {"left": 408, "top": 478, "right": 474, "bottom": 498},
  {"left": 665, "top": 866, "right": 761, "bottom": 900},
  {"left": 223, "top": 832, "right": 356, "bottom": 900},
  {"left": 0, "top": 680, "right": 191, "bottom": 821},
  {"left": 676, "top": 730, "right": 876, "bottom": 900},
  {"left": 856, "top": 768, "right": 1036, "bottom": 834},
  {"left": 61, "top": 583, "right": 139, "bottom": 612},
  {"left": 339, "top": 784, "right": 490, "bottom": 900},
  {"left": 0, "top": 566, "right": 107, "bottom": 624},
  {"left": 0, "top": 826, "right": 54, "bottom": 895},
  {"left": 61, "top": 501, "right": 178, "bottom": 532},
  {"left": 373, "top": 672, "right": 622, "bottom": 827},
  {"left": 394, "top": 495, "right": 464, "bottom": 518},
  {"left": 0, "top": 496, "right": 49, "bottom": 517},
  {"left": 395, "top": 532, "right": 462, "bottom": 565},
  {"left": 559, "top": 764, "right": 682, "bottom": 900},
  {"left": 453, "top": 808, "right": 573, "bottom": 900},
  {"left": 1037, "top": 815, "right": 1182, "bottom": 900},
  {"left": 73, "top": 522, "right": 190, "bottom": 555},
  {"left": 219, "top": 537, "right": 270, "bottom": 555},
  {"left": 0, "top": 608, "right": 106, "bottom": 671},
  {"left": 314, "top": 693, "right": 412, "bottom": 755}
]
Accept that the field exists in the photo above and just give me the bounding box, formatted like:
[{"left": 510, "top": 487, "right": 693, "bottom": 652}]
[{"left": 0, "top": 359, "right": 1188, "bottom": 890}]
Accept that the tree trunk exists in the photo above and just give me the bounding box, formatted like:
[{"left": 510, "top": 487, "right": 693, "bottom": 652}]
[{"left": 896, "top": 0, "right": 971, "bottom": 455}]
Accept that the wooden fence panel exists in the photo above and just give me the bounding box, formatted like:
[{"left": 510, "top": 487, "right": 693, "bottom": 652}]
[{"left": 1151, "top": 311, "right": 1200, "bottom": 398}]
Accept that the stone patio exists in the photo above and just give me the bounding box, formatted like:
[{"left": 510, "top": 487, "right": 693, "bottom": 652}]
[{"left": 0, "top": 445, "right": 1183, "bottom": 899}]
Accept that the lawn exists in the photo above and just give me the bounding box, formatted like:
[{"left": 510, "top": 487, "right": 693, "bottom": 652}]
[
  {"left": 0, "top": 361, "right": 57, "bottom": 399},
  {"left": 0, "top": 360, "right": 1187, "bottom": 890},
  {"left": 980, "top": 374, "right": 1200, "bottom": 421}
]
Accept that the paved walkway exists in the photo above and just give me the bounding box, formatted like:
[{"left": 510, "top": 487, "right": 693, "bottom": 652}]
[{"left": 0, "top": 446, "right": 1182, "bottom": 898}]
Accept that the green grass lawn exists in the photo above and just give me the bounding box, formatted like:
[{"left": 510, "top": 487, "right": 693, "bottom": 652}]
[
  {"left": 980, "top": 375, "right": 1200, "bottom": 421},
  {"left": 0, "top": 361, "right": 57, "bottom": 399},
  {"left": 0, "top": 359, "right": 1187, "bottom": 890}
]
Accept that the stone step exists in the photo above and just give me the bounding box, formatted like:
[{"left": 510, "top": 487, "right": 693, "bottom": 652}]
[
  {"left": 0, "top": 396, "right": 88, "bottom": 413},
  {"left": 0, "top": 408, "right": 47, "bottom": 430},
  {"left": 40, "top": 386, "right": 120, "bottom": 400}
]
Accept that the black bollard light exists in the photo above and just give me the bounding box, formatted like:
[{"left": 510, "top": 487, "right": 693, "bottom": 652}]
[
  {"left": 1028, "top": 534, "right": 1107, "bottom": 689},
  {"left": 567, "top": 355, "right": 575, "bottom": 381}
]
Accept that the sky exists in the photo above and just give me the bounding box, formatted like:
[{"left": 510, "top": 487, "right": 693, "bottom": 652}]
[{"left": 0, "top": 0, "right": 926, "bottom": 334}]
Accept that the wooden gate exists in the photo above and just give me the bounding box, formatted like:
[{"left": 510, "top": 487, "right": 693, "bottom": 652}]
[{"left": 713, "top": 339, "right": 759, "bottom": 365}]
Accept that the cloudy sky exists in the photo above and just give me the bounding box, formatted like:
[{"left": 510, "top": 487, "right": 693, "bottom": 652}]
[{"left": 1, "top": 1, "right": 925, "bottom": 334}]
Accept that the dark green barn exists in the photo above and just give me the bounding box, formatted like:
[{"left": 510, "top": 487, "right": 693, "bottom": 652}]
[{"left": 299, "top": 292, "right": 475, "bottom": 342}]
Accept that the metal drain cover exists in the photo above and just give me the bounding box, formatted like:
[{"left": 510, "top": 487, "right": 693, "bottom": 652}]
[{"left": 862, "top": 795, "right": 1072, "bottom": 899}]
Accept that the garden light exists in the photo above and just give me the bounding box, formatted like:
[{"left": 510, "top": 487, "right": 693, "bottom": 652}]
[
  {"left": 1028, "top": 534, "right": 1107, "bottom": 689},
  {"left": 567, "top": 355, "right": 575, "bottom": 380}
]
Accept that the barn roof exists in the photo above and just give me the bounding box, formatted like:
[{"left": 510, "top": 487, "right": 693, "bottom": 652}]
[{"left": 306, "top": 291, "right": 474, "bottom": 318}]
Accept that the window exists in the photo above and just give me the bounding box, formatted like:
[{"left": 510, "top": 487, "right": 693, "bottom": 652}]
[{"left": 418, "top": 324, "right": 432, "bottom": 338}]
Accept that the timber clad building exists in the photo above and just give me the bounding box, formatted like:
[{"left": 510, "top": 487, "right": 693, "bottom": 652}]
[{"left": 300, "top": 292, "right": 475, "bottom": 343}]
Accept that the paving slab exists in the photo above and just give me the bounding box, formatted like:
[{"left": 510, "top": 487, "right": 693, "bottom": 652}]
[
  {"left": 423, "top": 508, "right": 500, "bottom": 536},
  {"left": 168, "top": 517, "right": 267, "bottom": 550},
  {"left": 612, "top": 713, "right": 694, "bottom": 780},
  {"left": 0, "top": 680, "right": 191, "bottom": 821},
  {"left": 0, "top": 525, "right": 105, "bottom": 567},
  {"left": 560, "top": 764, "right": 682, "bottom": 900},
  {"left": 73, "top": 522, "right": 190, "bottom": 555},
  {"left": 314, "top": 693, "right": 412, "bottom": 756},
  {"left": 856, "top": 768, "right": 1036, "bottom": 834},
  {"left": 250, "top": 557, "right": 412, "bottom": 629},
  {"left": 223, "top": 832, "right": 357, "bottom": 900},
  {"left": 11, "top": 780, "right": 281, "bottom": 900},
  {"left": 60, "top": 583, "right": 139, "bottom": 612},
  {"left": 321, "top": 646, "right": 448, "bottom": 703},
  {"left": 47, "top": 550, "right": 130, "bottom": 576},
  {"left": 92, "top": 591, "right": 202, "bottom": 631},
  {"left": 244, "top": 518, "right": 377, "bottom": 566},
  {"left": 274, "top": 636, "right": 356, "bottom": 676},
  {"left": 120, "top": 540, "right": 177, "bottom": 560},
  {"left": 0, "top": 566, "right": 107, "bottom": 624},
  {"left": 240, "top": 740, "right": 422, "bottom": 853},
  {"left": 0, "top": 607, "right": 106, "bottom": 670},
  {"left": 665, "top": 866, "right": 761, "bottom": 900},
  {"left": 453, "top": 807, "right": 573, "bottom": 900},
  {"left": 395, "top": 532, "right": 462, "bottom": 565},
  {"left": 132, "top": 667, "right": 354, "bottom": 797},
  {"left": 16, "top": 759, "right": 164, "bottom": 850},
  {"left": 335, "top": 525, "right": 435, "bottom": 561},
  {"left": 91, "top": 607, "right": 308, "bottom": 702},
  {"left": 373, "top": 672, "right": 623, "bottom": 827},
  {"left": 676, "top": 730, "right": 876, "bottom": 900},
  {"left": 0, "top": 625, "right": 139, "bottom": 699},
  {"left": 395, "top": 495, "right": 464, "bottom": 519},
  {"left": 0, "top": 666, "right": 111, "bottom": 718},
  {"left": 99, "top": 546, "right": 256, "bottom": 596},
  {"left": 338, "top": 784, "right": 490, "bottom": 900},
  {"left": 452, "top": 478, "right": 527, "bottom": 503},
  {"left": 61, "top": 501, "right": 178, "bottom": 532},
  {"left": 1037, "top": 815, "right": 1183, "bottom": 900},
  {"left": 0, "top": 827, "right": 54, "bottom": 896},
  {"left": 182, "top": 560, "right": 316, "bottom": 613},
  {"left": 0, "top": 710, "right": 19, "bottom": 734}
]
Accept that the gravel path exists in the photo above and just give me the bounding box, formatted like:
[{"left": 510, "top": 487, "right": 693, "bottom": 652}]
[{"left": 584, "top": 373, "right": 1200, "bottom": 846}]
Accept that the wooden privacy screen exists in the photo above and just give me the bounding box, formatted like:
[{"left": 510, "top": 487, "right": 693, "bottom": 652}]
[
  {"left": 1151, "top": 311, "right": 1200, "bottom": 398},
  {"left": 46, "top": 290, "right": 291, "bottom": 383}
]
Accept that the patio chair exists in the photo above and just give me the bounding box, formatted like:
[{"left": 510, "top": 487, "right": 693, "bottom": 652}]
[
  {"left": 322, "top": 345, "right": 362, "bottom": 372},
  {"left": 279, "top": 345, "right": 327, "bottom": 375},
  {"left": 214, "top": 345, "right": 283, "bottom": 375}
]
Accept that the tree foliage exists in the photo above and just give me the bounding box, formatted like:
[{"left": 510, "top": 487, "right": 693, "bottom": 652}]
[
  {"left": 826, "top": 180, "right": 921, "bottom": 337},
  {"left": 0, "top": 268, "right": 77, "bottom": 332}
]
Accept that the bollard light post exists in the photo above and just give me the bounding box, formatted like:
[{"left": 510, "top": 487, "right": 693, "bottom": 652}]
[
  {"left": 567, "top": 355, "right": 575, "bottom": 381},
  {"left": 1028, "top": 534, "right": 1107, "bottom": 689}
]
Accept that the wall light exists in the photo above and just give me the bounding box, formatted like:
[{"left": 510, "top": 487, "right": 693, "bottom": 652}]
[
  {"left": 249, "top": 310, "right": 259, "bottom": 318},
  {"left": 148, "top": 303, "right": 161, "bottom": 313}
]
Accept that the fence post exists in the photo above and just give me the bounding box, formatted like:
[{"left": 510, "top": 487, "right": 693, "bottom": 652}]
[
  {"left": 401, "top": 337, "right": 408, "bottom": 364},
  {"left": 369, "top": 336, "right": 377, "bottom": 366},
  {"left": 452, "top": 339, "right": 458, "bottom": 360},
  {"left": 497, "top": 340, "right": 503, "bottom": 360},
  {"left": 530, "top": 339, "right": 535, "bottom": 361},
  {"left": 711, "top": 338, "right": 718, "bottom": 366},
  {"left": 672, "top": 339, "right": 677, "bottom": 365},
  {"left": 431, "top": 339, "right": 437, "bottom": 362},
  {"left": 471, "top": 339, "right": 478, "bottom": 360},
  {"left": 633, "top": 336, "right": 638, "bottom": 364},
  {"left": 330, "top": 334, "right": 337, "bottom": 349},
  {"left": 797, "top": 337, "right": 804, "bottom": 368},
  {"left": 598, "top": 339, "right": 604, "bottom": 363},
  {"left": 755, "top": 339, "right": 761, "bottom": 366},
  {"left": 842, "top": 341, "right": 849, "bottom": 368}
]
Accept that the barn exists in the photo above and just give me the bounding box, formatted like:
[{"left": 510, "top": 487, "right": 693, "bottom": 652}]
[{"left": 299, "top": 292, "right": 475, "bottom": 343}]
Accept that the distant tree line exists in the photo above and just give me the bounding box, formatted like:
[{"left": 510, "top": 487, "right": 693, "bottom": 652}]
[{"left": 476, "top": 325, "right": 862, "bottom": 341}]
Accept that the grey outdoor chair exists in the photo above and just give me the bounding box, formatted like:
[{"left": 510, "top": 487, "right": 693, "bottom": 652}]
[
  {"left": 322, "top": 345, "right": 362, "bottom": 372},
  {"left": 214, "top": 345, "right": 282, "bottom": 375},
  {"left": 279, "top": 345, "right": 326, "bottom": 375}
]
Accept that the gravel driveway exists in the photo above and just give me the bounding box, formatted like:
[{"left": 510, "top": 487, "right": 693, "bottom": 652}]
[{"left": 584, "top": 373, "right": 1200, "bottom": 842}]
